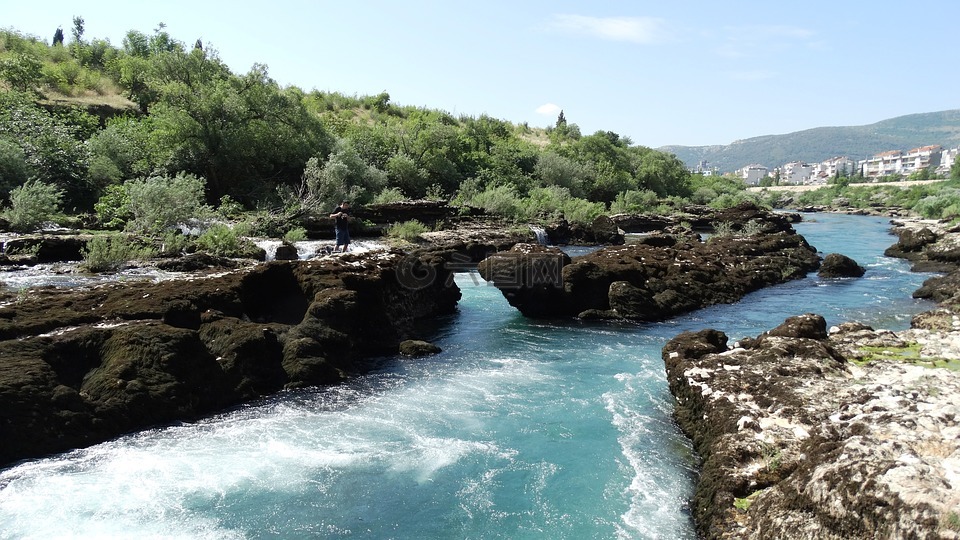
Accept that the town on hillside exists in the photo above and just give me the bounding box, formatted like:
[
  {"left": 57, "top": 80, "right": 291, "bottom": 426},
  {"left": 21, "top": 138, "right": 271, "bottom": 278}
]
[{"left": 697, "top": 145, "right": 960, "bottom": 186}]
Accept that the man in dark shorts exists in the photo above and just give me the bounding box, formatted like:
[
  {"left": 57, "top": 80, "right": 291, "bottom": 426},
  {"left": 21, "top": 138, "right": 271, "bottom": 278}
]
[{"left": 330, "top": 201, "right": 351, "bottom": 252}]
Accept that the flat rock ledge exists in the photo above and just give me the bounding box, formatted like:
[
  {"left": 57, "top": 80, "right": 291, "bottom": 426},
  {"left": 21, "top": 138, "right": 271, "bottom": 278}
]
[
  {"left": 0, "top": 248, "right": 460, "bottom": 467},
  {"left": 663, "top": 313, "right": 960, "bottom": 539}
]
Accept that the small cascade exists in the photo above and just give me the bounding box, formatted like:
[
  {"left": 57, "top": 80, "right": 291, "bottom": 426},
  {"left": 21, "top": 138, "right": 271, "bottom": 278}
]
[{"left": 529, "top": 225, "right": 549, "bottom": 245}]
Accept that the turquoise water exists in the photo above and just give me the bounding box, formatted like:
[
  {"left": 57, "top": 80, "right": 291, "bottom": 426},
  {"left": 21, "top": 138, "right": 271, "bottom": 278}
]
[{"left": 0, "top": 213, "right": 936, "bottom": 539}]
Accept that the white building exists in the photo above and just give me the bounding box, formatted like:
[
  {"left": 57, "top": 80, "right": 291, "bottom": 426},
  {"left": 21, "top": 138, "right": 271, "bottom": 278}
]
[
  {"left": 809, "top": 156, "right": 857, "bottom": 184},
  {"left": 736, "top": 164, "right": 769, "bottom": 186},
  {"left": 938, "top": 147, "right": 959, "bottom": 176},
  {"left": 861, "top": 145, "right": 942, "bottom": 178},
  {"left": 781, "top": 161, "right": 815, "bottom": 184}
]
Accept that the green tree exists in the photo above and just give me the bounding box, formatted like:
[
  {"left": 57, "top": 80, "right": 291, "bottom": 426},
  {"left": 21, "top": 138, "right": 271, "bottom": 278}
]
[
  {"left": 3, "top": 179, "right": 63, "bottom": 231},
  {"left": 952, "top": 155, "right": 960, "bottom": 180},
  {"left": 0, "top": 91, "right": 91, "bottom": 208},
  {"left": 0, "top": 53, "right": 43, "bottom": 92},
  {"left": 53, "top": 28, "right": 64, "bottom": 46},
  {"left": 124, "top": 173, "right": 209, "bottom": 233},
  {"left": 148, "top": 52, "right": 332, "bottom": 202},
  {"left": 302, "top": 140, "right": 387, "bottom": 209},
  {"left": 0, "top": 138, "right": 30, "bottom": 199}
]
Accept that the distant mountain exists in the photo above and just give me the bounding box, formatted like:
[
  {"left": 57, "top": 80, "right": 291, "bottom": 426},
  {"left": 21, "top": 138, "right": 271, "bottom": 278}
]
[{"left": 659, "top": 110, "right": 960, "bottom": 173}]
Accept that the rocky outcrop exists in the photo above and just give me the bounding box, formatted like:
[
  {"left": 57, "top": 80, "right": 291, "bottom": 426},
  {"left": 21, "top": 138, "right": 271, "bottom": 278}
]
[
  {"left": 478, "top": 227, "right": 820, "bottom": 320},
  {"left": 817, "top": 252, "right": 866, "bottom": 278},
  {"left": 0, "top": 249, "right": 460, "bottom": 466},
  {"left": 886, "top": 219, "right": 960, "bottom": 272},
  {"left": 663, "top": 314, "right": 960, "bottom": 539}
]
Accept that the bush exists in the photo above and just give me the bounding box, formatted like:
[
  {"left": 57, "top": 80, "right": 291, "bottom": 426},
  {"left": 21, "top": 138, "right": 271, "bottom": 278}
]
[
  {"left": 216, "top": 195, "right": 244, "bottom": 219},
  {"left": 609, "top": 189, "right": 659, "bottom": 214},
  {"left": 2, "top": 179, "right": 63, "bottom": 231},
  {"left": 195, "top": 223, "right": 247, "bottom": 257},
  {"left": 93, "top": 184, "right": 131, "bottom": 229},
  {"left": 283, "top": 227, "right": 307, "bottom": 243},
  {"left": 0, "top": 138, "right": 30, "bottom": 198},
  {"left": 463, "top": 183, "right": 522, "bottom": 218},
  {"left": 372, "top": 187, "right": 406, "bottom": 204},
  {"left": 125, "top": 173, "right": 210, "bottom": 233},
  {"left": 81, "top": 234, "right": 151, "bottom": 273},
  {"left": 387, "top": 219, "right": 429, "bottom": 242}
]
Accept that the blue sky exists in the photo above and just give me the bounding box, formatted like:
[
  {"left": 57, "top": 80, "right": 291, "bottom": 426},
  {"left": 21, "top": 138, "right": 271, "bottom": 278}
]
[{"left": 4, "top": 1, "right": 958, "bottom": 148}]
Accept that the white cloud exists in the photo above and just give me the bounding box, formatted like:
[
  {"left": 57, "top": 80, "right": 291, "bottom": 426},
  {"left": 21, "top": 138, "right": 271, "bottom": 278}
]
[
  {"left": 548, "top": 14, "right": 669, "bottom": 44},
  {"left": 535, "top": 103, "right": 562, "bottom": 116}
]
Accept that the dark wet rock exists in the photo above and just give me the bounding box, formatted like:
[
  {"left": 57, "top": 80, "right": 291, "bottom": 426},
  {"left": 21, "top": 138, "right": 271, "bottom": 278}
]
[
  {"left": 817, "top": 253, "right": 866, "bottom": 278},
  {"left": 589, "top": 215, "right": 624, "bottom": 244},
  {"left": 155, "top": 252, "right": 240, "bottom": 271},
  {"left": 885, "top": 219, "right": 960, "bottom": 272},
  {"left": 610, "top": 213, "right": 676, "bottom": 233},
  {"left": 399, "top": 339, "right": 441, "bottom": 357},
  {"left": 913, "top": 269, "right": 960, "bottom": 303},
  {"left": 0, "top": 249, "right": 460, "bottom": 466},
  {"left": 478, "top": 222, "right": 820, "bottom": 321},
  {"left": 274, "top": 242, "right": 300, "bottom": 261},
  {"left": 2, "top": 234, "right": 90, "bottom": 263},
  {"left": 662, "top": 316, "right": 960, "bottom": 539},
  {"left": 764, "top": 313, "right": 829, "bottom": 340}
]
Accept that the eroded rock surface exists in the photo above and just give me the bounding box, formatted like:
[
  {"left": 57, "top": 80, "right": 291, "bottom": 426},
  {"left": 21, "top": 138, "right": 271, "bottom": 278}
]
[
  {"left": 663, "top": 314, "right": 960, "bottom": 539},
  {"left": 0, "top": 249, "right": 459, "bottom": 466},
  {"left": 478, "top": 227, "right": 820, "bottom": 320}
]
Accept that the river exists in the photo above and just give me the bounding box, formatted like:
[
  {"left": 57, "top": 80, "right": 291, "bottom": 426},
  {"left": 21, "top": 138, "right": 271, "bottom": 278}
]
[{"left": 0, "top": 213, "right": 936, "bottom": 539}]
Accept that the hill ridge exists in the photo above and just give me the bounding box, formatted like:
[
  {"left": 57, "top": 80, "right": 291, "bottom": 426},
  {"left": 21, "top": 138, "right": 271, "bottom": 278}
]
[{"left": 659, "top": 110, "right": 960, "bottom": 173}]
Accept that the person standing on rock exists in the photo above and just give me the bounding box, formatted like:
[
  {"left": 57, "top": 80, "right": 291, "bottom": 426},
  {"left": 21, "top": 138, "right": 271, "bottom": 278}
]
[{"left": 330, "top": 201, "right": 351, "bottom": 253}]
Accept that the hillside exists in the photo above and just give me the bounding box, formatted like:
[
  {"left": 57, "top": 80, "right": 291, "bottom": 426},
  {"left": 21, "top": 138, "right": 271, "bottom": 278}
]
[{"left": 660, "top": 110, "right": 960, "bottom": 173}]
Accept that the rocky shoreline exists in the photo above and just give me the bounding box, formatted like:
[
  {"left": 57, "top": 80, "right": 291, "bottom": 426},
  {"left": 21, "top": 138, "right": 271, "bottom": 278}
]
[
  {"left": 0, "top": 249, "right": 460, "bottom": 467},
  {"left": 663, "top": 218, "right": 960, "bottom": 539}
]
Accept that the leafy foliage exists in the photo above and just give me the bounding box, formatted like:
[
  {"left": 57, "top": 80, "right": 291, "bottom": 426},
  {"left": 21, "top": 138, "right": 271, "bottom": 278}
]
[
  {"left": 386, "top": 219, "right": 429, "bottom": 242},
  {"left": 2, "top": 179, "right": 63, "bottom": 231},
  {"left": 81, "top": 234, "right": 151, "bottom": 272},
  {"left": 195, "top": 223, "right": 245, "bottom": 256},
  {"left": 124, "top": 173, "right": 209, "bottom": 233}
]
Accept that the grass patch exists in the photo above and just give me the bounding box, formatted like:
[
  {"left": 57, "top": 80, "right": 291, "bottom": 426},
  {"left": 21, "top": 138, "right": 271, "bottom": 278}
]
[
  {"left": 734, "top": 490, "right": 765, "bottom": 512},
  {"left": 854, "top": 343, "right": 960, "bottom": 370},
  {"left": 386, "top": 219, "right": 429, "bottom": 242}
]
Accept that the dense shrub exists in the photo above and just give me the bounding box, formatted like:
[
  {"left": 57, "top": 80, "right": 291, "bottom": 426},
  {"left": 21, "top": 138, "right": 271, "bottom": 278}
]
[
  {"left": 0, "top": 138, "right": 30, "bottom": 198},
  {"left": 386, "top": 219, "right": 429, "bottom": 242},
  {"left": 195, "top": 223, "right": 252, "bottom": 257},
  {"left": 913, "top": 190, "right": 960, "bottom": 219},
  {"left": 81, "top": 234, "right": 151, "bottom": 272},
  {"left": 283, "top": 227, "right": 307, "bottom": 243},
  {"left": 609, "top": 189, "right": 659, "bottom": 214},
  {"left": 125, "top": 173, "right": 209, "bottom": 233},
  {"left": 372, "top": 187, "right": 406, "bottom": 204},
  {"left": 2, "top": 179, "right": 63, "bottom": 231},
  {"left": 93, "top": 184, "right": 131, "bottom": 229}
]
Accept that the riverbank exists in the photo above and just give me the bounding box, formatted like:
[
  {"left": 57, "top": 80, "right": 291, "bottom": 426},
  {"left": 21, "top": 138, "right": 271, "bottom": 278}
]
[{"left": 664, "top": 216, "right": 960, "bottom": 539}]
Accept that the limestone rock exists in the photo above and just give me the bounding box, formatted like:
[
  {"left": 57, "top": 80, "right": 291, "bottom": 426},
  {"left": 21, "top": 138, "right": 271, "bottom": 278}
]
[{"left": 663, "top": 315, "right": 960, "bottom": 539}]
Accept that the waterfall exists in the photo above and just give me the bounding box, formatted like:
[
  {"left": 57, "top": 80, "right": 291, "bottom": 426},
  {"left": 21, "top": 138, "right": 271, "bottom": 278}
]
[{"left": 530, "top": 225, "right": 549, "bottom": 245}]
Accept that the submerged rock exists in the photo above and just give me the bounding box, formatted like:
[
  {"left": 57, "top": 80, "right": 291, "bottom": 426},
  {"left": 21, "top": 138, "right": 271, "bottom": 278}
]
[
  {"left": 399, "top": 339, "right": 441, "bottom": 357},
  {"left": 0, "top": 249, "right": 460, "bottom": 466},
  {"left": 663, "top": 313, "right": 960, "bottom": 539}
]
